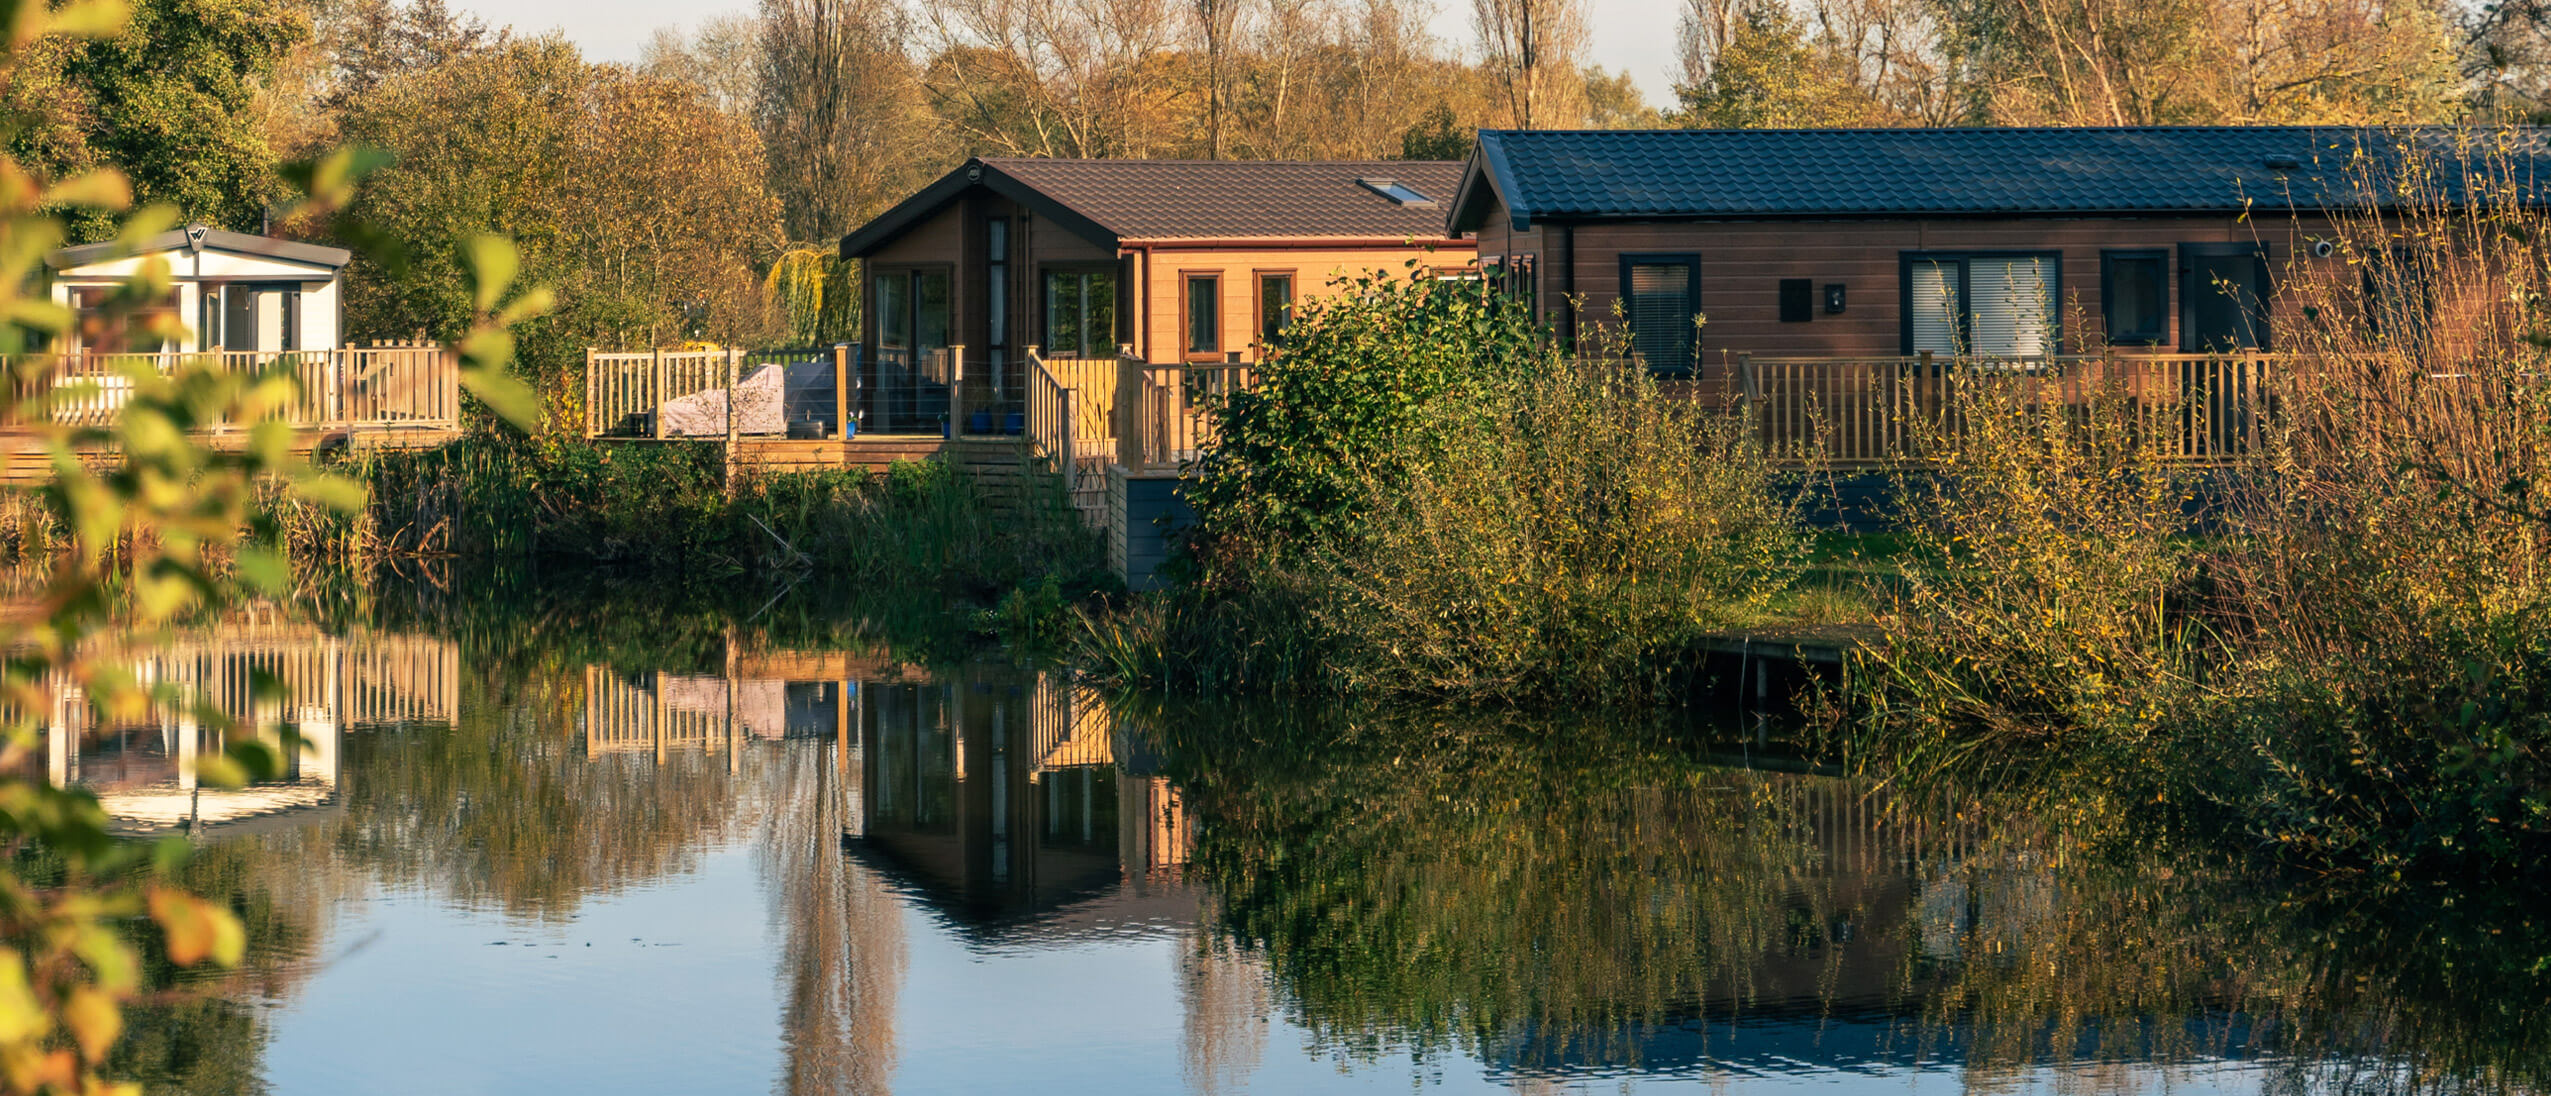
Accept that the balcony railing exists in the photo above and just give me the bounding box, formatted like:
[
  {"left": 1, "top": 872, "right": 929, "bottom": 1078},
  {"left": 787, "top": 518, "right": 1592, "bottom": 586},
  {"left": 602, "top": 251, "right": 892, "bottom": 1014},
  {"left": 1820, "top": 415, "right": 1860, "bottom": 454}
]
[
  {"left": 1115, "top": 351, "right": 2311, "bottom": 472},
  {"left": 5, "top": 346, "right": 458, "bottom": 432}
]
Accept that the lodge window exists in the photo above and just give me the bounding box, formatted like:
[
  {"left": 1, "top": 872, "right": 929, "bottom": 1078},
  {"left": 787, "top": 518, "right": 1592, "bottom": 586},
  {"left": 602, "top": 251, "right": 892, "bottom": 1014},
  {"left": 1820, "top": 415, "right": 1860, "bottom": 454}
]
[
  {"left": 873, "top": 269, "right": 951, "bottom": 357},
  {"left": 1041, "top": 268, "right": 1117, "bottom": 359},
  {"left": 2102, "top": 250, "right": 2168, "bottom": 346},
  {"left": 1485, "top": 254, "right": 1538, "bottom": 316},
  {"left": 2180, "top": 243, "right": 2270, "bottom": 352},
  {"left": 1901, "top": 252, "right": 2060, "bottom": 357},
  {"left": 1256, "top": 272, "right": 1294, "bottom": 347},
  {"left": 986, "top": 218, "right": 1009, "bottom": 367},
  {"left": 198, "top": 283, "right": 303, "bottom": 354},
  {"left": 2360, "top": 246, "right": 2432, "bottom": 347},
  {"left": 68, "top": 285, "right": 179, "bottom": 355},
  {"left": 1779, "top": 279, "right": 1814, "bottom": 323},
  {"left": 1186, "top": 274, "right": 1220, "bottom": 358},
  {"left": 1620, "top": 253, "right": 1701, "bottom": 375}
]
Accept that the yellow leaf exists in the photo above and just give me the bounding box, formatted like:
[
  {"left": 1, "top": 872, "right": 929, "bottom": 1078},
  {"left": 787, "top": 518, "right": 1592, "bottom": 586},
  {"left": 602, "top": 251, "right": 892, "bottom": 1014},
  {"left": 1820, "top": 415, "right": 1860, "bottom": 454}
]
[
  {"left": 0, "top": 950, "right": 42, "bottom": 1044},
  {"left": 62, "top": 988, "right": 120, "bottom": 1063},
  {"left": 148, "top": 888, "right": 244, "bottom": 968}
]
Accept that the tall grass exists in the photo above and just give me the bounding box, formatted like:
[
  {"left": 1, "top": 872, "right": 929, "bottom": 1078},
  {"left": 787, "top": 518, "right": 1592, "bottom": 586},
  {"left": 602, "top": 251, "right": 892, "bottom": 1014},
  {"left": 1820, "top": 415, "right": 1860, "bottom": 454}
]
[{"left": 1849, "top": 129, "right": 2551, "bottom": 870}]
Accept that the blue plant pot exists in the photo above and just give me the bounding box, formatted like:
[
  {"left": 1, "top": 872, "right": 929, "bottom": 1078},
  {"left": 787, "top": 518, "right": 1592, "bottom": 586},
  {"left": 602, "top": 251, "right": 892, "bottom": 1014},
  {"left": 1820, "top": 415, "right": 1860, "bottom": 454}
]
[
  {"left": 969, "top": 411, "right": 994, "bottom": 435},
  {"left": 1004, "top": 411, "right": 1026, "bottom": 435},
  {"left": 842, "top": 419, "right": 858, "bottom": 440}
]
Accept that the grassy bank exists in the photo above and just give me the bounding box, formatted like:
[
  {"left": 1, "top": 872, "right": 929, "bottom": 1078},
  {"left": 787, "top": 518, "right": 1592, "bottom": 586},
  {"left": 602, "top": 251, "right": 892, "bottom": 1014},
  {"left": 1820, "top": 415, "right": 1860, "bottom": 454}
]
[{"left": 0, "top": 434, "right": 1111, "bottom": 637}]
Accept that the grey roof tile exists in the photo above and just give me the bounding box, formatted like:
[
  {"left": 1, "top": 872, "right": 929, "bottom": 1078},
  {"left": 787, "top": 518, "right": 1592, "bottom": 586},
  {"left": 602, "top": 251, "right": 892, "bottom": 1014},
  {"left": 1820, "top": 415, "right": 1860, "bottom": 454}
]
[{"left": 1458, "top": 126, "right": 2551, "bottom": 229}]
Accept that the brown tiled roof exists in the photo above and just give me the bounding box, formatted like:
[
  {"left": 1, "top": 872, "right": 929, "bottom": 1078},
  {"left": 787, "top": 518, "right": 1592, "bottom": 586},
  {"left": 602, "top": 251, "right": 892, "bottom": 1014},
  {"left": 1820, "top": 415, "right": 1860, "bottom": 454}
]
[{"left": 982, "top": 158, "right": 1465, "bottom": 241}]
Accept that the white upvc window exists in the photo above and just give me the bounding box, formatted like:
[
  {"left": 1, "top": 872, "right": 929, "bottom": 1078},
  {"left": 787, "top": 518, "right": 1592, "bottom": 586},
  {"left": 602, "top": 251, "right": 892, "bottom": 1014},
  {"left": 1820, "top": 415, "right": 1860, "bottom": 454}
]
[{"left": 1903, "top": 252, "right": 2060, "bottom": 358}]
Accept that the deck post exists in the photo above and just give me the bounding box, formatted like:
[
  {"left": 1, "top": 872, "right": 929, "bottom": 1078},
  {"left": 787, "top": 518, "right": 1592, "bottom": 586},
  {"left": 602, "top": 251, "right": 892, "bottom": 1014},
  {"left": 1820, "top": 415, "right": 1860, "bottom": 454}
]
[
  {"left": 583, "top": 347, "right": 597, "bottom": 437},
  {"left": 831, "top": 343, "right": 849, "bottom": 441},
  {"left": 334, "top": 348, "right": 353, "bottom": 437},
  {"left": 651, "top": 346, "right": 668, "bottom": 439},
  {"left": 723, "top": 346, "right": 740, "bottom": 494},
  {"left": 947, "top": 344, "right": 968, "bottom": 436},
  {"left": 1114, "top": 350, "right": 1144, "bottom": 468}
]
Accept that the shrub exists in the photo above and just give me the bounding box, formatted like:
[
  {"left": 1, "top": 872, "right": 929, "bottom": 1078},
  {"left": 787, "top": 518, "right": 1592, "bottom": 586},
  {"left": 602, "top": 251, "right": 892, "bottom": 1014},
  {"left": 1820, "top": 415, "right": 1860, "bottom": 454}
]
[
  {"left": 1308, "top": 363, "right": 1807, "bottom": 704},
  {"left": 1851, "top": 130, "right": 2551, "bottom": 870},
  {"left": 1182, "top": 265, "right": 1547, "bottom": 569}
]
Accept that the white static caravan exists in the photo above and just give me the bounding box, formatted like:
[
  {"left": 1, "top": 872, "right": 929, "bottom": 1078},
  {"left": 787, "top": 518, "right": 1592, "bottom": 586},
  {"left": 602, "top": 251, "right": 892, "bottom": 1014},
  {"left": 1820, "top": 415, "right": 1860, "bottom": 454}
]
[{"left": 44, "top": 223, "right": 351, "bottom": 354}]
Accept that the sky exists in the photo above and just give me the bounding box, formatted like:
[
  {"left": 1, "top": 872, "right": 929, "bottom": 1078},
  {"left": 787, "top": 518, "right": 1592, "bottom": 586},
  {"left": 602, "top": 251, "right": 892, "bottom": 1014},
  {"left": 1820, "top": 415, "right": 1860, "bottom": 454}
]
[{"left": 461, "top": 0, "right": 1683, "bottom": 113}]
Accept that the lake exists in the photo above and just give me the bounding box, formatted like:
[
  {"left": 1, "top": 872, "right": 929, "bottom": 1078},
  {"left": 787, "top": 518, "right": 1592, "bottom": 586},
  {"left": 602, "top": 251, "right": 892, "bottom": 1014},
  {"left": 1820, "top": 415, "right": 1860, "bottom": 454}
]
[{"left": 38, "top": 577, "right": 2546, "bottom": 1094}]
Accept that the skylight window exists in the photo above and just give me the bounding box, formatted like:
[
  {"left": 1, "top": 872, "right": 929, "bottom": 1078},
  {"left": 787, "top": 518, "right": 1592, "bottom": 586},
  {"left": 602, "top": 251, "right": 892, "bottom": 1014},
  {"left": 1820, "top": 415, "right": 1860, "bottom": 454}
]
[{"left": 1358, "top": 177, "right": 1437, "bottom": 207}]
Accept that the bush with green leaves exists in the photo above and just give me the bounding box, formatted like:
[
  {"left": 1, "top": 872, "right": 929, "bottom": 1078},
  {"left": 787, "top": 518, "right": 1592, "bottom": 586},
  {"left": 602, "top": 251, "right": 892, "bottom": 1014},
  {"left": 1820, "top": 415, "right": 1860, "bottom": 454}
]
[
  {"left": 1181, "top": 265, "right": 1546, "bottom": 570},
  {"left": 1307, "top": 363, "right": 1807, "bottom": 704}
]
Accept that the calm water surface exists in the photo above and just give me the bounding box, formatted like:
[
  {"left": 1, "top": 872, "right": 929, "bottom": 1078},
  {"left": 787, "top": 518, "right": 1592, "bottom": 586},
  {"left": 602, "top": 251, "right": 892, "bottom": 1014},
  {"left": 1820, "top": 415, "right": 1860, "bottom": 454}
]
[{"left": 43, "top": 583, "right": 2549, "bottom": 1094}]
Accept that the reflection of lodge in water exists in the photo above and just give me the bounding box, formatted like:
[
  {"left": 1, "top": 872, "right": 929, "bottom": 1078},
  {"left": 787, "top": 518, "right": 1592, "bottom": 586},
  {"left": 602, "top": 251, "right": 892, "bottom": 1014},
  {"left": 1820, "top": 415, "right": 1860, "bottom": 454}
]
[
  {"left": 577, "top": 649, "right": 1196, "bottom": 935},
  {"left": 29, "top": 626, "right": 459, "bottom": 836},
  {"left": 853, "top": 673, "right": 1194, "bottom": 932}
]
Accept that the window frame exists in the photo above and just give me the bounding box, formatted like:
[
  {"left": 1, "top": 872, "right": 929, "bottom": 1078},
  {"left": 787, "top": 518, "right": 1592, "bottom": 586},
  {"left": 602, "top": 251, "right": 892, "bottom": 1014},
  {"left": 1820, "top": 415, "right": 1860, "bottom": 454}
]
[
  {"left": 1183, "top": 271, "right": 1223, "bottom": 361},
  {"left": 1037, "top": 263, "right": 1120, "bottom": 359},
  {"left": 870, "top": 264, "right": 956, "bottom": 355},
  {"left": 1254, "top": 269, "right": 1295, "bottom": 351},
  {"left": 1618, "top": 252, "right": 1703, "bottom": 377},
  {"left": 2177, "top": 241, "right": 2272, "bottom": 353},
  {"left": 2100, "top": 249, "right": 2170, "bottom": 347},
  {"left": 1897, "top": 250, "right": 2064, "bottom": 357}
]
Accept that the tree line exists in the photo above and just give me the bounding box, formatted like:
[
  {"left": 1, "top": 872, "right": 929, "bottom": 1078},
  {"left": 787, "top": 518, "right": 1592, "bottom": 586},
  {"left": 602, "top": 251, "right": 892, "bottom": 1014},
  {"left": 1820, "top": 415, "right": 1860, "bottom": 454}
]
[{"left": 6, "top": 0, "right": 2548, "bottom": 427}]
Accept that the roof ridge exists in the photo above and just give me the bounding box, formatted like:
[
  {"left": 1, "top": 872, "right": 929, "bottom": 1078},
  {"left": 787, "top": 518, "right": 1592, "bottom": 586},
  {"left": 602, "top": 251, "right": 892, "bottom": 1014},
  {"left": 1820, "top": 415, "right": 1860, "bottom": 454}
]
[
  {"left": 981, "top": 157, "right": 1462, "bottom": 167},
  {"left": 1476, "top": 124, "right": 2474, "bottom": 137}
]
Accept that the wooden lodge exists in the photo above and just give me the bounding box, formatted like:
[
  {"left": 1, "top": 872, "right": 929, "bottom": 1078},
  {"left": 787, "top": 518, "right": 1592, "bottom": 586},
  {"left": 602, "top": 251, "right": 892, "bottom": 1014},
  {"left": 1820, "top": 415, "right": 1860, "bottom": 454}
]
[{"left": 16, "top": 225, "right": 461, "bottom": 484}]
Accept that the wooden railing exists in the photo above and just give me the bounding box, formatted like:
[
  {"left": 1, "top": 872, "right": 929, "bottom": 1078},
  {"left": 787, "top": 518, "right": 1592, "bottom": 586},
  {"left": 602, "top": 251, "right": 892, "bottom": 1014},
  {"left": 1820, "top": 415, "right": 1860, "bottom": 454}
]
[
  {"left": 1113, "top": 351, "right": 2300, "bottom": 472},
  {"left": 585, "top": 347, "right": 740, "bottom": 437},
  {"left": 1025, "top": 350, "right": 1105, "bottom": 519},
  {"left": 1133, "top": 361, "right": 1257, "bottom": 469},
  {"left": 6, "top": 347, "right": 458, "bottom": 432},
  {"left": 1736, "top": 352, "right": 2287, "bottom": 466}
]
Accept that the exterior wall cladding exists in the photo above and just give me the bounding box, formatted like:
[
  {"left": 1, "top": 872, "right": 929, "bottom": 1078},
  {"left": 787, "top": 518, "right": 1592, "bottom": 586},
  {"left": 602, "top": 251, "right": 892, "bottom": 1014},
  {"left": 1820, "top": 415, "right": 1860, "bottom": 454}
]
[{"left": 1468, "top": 206, "right": 2345, "bottom": 365}]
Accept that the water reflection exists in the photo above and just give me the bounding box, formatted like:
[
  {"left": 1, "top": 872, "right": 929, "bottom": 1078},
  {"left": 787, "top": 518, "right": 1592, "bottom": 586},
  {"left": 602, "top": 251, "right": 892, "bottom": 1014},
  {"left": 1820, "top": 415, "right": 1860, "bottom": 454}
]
[{"left": 36, "top": 599, "right": 2548, "bottom": 1095}]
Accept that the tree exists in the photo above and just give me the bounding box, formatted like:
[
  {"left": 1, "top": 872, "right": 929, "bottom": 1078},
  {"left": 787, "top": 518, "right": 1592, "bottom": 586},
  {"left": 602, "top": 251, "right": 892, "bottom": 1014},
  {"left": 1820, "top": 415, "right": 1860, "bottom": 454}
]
[
  {"left": 335, "top": 36, "right": 784, "bottom": 424},
  {"left": 1472, "top": 0, "right": 1588, "bottom": 129},
  {"left": 1582, "top": 65, "right": 1660, "bottom": 128},
  {"left": 316, "top": 0, "right": 500, "bottom": 113},
  {"left": 1193, "top": 0, "right": 1243, "bottom": 158},
  {"left": 759, "top": 0, "right": 942, "bottom": 243},
  {"left": 643, "top": 14, "right": 762, "bottom": 117},
  {"left": 5, "top": 0, "right": 306, "bottom": 240},
  {"left": 1929, "top": 0, "right": 2459, "bottom": 124},
  {"left": 1672, "top": 0, "right": 1885, "bottom": 127},
  {"left": 1400, "top": 100, "right": 1473, "bottom": 158}
]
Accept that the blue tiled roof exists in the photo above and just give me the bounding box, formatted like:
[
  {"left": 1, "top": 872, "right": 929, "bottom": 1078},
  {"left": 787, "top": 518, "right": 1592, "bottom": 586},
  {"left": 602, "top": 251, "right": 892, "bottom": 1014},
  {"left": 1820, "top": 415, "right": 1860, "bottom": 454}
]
[{"left": 1453, "top": 127, "right": 2551, "bottom": 230}]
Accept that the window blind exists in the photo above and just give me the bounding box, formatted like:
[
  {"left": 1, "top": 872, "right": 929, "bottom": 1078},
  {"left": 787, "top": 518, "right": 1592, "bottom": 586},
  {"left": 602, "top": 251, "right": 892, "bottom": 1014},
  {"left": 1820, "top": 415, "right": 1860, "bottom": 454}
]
[
  {"left": 1907, "top": 261, "right": 1960, "bottom": 353},
  {"left": 1627, "top": 262, "right": 1694, "bottom": 371},
  {"left": 1967, "top": 256, "right": 2054, "bottom": 357}
]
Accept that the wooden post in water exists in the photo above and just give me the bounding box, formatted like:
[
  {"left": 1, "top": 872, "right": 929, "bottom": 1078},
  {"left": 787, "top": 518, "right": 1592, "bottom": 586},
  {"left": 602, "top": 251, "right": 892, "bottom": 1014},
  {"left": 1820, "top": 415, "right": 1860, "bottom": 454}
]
[
  {"left": 723, "top": 346, "right": 741, "bottom": 494},
  {"left": 724, "top": 624, "right": 740, "bottom": 775}
]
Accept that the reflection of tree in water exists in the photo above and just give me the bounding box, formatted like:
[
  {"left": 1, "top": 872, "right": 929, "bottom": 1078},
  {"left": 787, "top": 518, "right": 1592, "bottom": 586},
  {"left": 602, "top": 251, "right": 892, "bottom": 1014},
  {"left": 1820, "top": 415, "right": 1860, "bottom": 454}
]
[
  {"left": 1159, "top": 704, "right": 2551, "bottom": 1091},
  {"left": 333, "top": 669, "right": 752, "bottom": 918},
  {"left": 755, "top": 737, "right": 903, "bottom": 1096}
]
